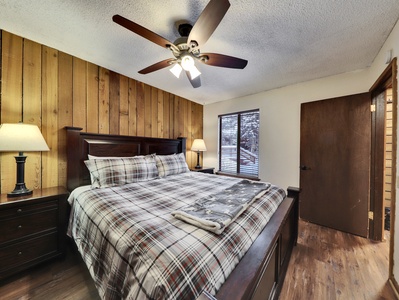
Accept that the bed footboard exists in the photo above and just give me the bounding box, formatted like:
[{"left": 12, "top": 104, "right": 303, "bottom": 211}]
[{"left": 215, "top": 186, "right": 299, "bottom": 300}]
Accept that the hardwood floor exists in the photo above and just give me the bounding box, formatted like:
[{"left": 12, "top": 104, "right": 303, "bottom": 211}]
[
  {"left": 280, "top": 220, "right": 396, "bottom": 300},
  {"left": 0, "top": 220, "right": 396, "bottom": 299},
  {"left": 0, "top": 243, "right": 100, "bottom": 300}
]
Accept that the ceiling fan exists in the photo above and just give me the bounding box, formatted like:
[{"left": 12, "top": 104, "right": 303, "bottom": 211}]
[{"left": 112, "top": 0, "right": 248, "bottom": 88}]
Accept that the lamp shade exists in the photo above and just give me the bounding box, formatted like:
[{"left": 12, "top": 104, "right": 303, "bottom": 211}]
[
  {"left": 0, "top": 123, "right": 50, "bottom": 152},
  {"left": 170, "top": 63, "right": 183, "bottom": 78},
  {"left": 191, "top": 139, "right": 207, "bottom": 152},
  {"left": 188, "top": 65, "right": 201, "bottom": 80}
]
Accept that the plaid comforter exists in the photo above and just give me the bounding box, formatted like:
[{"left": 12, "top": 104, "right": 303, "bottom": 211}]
[{"left": 67, "top": 172, "right": 286, "bottom": 300}]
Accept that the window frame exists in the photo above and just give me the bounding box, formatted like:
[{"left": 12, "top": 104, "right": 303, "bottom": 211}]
[{"left": 217, "top": 109, "right": 260, "bottom": 180}]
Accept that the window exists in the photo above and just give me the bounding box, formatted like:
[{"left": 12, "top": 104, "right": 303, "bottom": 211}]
[{"left": 218, "top": 109, "right": 259, "bottom": 178}]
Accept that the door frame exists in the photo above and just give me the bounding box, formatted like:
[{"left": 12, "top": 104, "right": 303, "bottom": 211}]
[
  {"left": 369, "top": 61, "right": 396, "bottom": 241},
  {"left": 369, "top": 57, "right": 398, "bottom": 283},
  {"left": 369, "top": 58, "right": 397, "bottom": 242}
]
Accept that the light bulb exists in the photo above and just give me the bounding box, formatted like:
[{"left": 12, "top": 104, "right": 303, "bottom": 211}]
[{"left": 181, "top": 55, "right": 195, "bottom": 71}]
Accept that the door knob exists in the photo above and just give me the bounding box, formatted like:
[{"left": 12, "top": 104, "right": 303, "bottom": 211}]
[{"left": 300, "top": 165, "right": 311, "bottom": 170}]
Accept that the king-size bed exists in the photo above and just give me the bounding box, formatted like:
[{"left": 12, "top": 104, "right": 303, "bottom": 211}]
[{"left": 65, "top": 126, "right": 299, "bottom": 300}]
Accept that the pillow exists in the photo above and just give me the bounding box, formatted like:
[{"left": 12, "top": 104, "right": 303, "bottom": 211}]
[
  {"left": 155, "top": 153, "right": 189, "bottom": 177},
  {"left": 87, "top": 155, "right": 142, "bottom": 183},
  {"left": 85, "top": 155, "right": 158, "bottom": 188}
]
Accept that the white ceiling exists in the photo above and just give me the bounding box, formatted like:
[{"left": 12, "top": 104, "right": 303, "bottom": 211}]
[{"left": 0, "top": 0, "right": 398, "bottom": 105}]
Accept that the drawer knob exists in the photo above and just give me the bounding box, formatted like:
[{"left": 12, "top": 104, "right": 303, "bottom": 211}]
[
  {"left": 17, "top": 225, "right": 22, "bottom": 229},
  {"left": 18, "top": 251, "right": 23, "bottom": 256},
  {"left": 17, "top": 208, "right": 23, "bottom": 213}
]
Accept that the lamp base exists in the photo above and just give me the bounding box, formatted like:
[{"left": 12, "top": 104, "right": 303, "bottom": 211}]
[
  {"left": 195, "top": 151, "right": 202, "bottom": 169},
  {"left": 7, "top": 183, "right": 32, "bottom": 198},
  {"left": 7, "top": 153, "right": 32, "bottom": 198}
]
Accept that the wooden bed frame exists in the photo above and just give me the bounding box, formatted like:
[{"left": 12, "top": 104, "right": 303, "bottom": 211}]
[{"left": 65, "top": 126, "right": 299, "bottom": 300}]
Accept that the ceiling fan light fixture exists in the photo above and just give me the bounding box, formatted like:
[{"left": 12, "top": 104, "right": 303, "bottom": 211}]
[
  {"left": 113, "top": 0, "right": 247, "bottom": 88},
  {"left": 180, "top": 55, "right": 201, "bottom": 79},
  {"left": 170, "top": 63, "right": 183, "bottom": 78},
  {"left": 181, "top": 55, "right": 195, "bottom": 71}
]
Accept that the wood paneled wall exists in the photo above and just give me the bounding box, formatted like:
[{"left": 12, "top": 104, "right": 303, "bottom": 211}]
[{"left": 0, "top": 31, "right": 203, "bottom": 193}]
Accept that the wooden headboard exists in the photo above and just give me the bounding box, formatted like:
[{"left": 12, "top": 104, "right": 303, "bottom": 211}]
[{"left": 65, "top": 127, "right": 186, "bottom": 191}]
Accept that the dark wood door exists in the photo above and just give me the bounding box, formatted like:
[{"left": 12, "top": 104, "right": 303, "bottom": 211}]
[{"left": 300, "top": 93, "right": 371, "bottom": 237}]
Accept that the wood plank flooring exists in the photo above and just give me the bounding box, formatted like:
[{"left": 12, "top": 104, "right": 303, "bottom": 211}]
[
  {"left": 280, "top": 220, "right": 396, "bottom": 300},
  {"left": 0, "top": 220, "right": 396, "bottom": 299},
  {"left": 0, "top": 243, "right": 100, "bottom": 300}
]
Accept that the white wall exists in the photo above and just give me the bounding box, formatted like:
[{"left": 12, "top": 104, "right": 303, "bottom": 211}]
[
  {"left": 204, "top": 67, "right": 369, "bottom": 189},
  {"left": 204, "top": 19, "right": 399, "bottom": 286}
]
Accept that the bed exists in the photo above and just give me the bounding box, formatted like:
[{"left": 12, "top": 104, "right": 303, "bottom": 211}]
[{"left": 65, "top": 126, "right": 299, "bottom": 300}]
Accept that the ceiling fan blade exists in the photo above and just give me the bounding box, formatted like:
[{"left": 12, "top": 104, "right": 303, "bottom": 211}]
[
  {"left": 186, "top": 71, "right": 201, "bottom": 88},
  {"left": 138, "top": 59, "right": 176, "bottom": 74},
  {"left": 113, "top": 15, "right": 175, "bottom": 50},
  {"left": 188, "top": 0, "right": 230, "bottom": 47},
  {"left": 199, "top": 53, "right": 248, "bottom": 69}
]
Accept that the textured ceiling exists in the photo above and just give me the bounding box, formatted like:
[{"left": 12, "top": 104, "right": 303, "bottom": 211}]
[{"left": 0, "top": 0, "right": 398, "bottom": 105}]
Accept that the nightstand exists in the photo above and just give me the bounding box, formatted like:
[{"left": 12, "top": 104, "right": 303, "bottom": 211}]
[
  {"left": 190, "top": 167, "right": 215, "bottom": 174},
  {"left": 0, "top": 186, "right": 69, "bottom": 279}
]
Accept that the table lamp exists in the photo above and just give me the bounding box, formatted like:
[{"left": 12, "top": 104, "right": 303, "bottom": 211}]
[
  {"left": 0, "top": 123, "right": 50, "bottom": 197},
  {"left": 191, "top": 139, "right": 207, "bottom": 169}
]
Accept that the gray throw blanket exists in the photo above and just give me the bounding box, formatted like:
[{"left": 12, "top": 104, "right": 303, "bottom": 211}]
[{"left": 172, "top": 180, "right": 271, "bottom": 234}]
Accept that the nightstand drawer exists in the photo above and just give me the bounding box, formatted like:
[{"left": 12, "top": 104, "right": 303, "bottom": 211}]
[
  {"left": 0, "top": 232, "right": 58, "bottom": 272},
  {"left": 0, "top": 200, "right": 57, "bottom": 219},
  {"left": 0, "top": 208, "right": 58, "bottom": 244}
]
